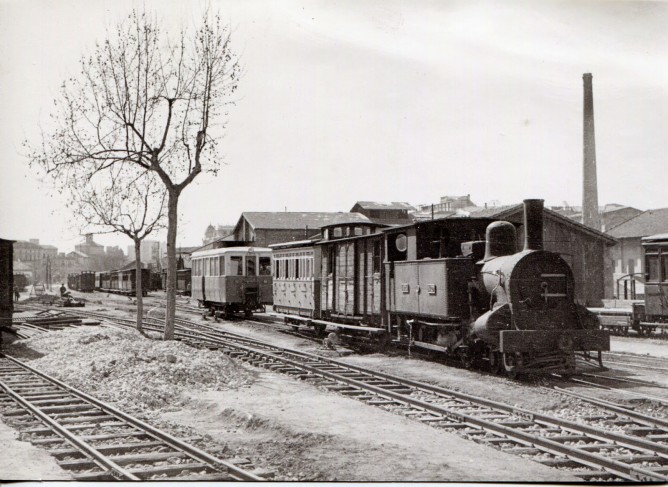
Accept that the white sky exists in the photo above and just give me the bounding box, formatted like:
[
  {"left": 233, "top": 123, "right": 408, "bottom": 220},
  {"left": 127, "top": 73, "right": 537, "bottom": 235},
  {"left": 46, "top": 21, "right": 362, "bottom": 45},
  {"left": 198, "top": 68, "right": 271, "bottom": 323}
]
[{"left": 1, "top": 0, "right": 667, "bottom": 254}]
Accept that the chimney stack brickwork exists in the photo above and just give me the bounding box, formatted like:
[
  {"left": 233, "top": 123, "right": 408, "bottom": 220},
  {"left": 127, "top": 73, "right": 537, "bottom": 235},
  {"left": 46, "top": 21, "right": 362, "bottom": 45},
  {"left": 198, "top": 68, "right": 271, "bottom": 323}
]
[{"left": 582, "top": 73, "right": 601, "bottom": 230}]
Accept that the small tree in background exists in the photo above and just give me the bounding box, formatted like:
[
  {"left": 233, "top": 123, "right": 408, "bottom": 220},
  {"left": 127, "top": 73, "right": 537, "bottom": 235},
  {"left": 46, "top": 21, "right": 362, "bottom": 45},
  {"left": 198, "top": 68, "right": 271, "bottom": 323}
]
[
  {"left": 46, "top": 160, "right": 166, "bottom": 333},
  {"left": 27, "top": 10, "right": 240, "bottom": 339}
]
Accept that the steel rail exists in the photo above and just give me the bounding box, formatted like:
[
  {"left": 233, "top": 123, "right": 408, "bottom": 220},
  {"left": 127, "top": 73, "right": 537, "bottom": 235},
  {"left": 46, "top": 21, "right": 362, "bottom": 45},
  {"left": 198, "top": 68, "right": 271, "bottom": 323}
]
[
  {"left": 0, "top": 364, "right": 138, "bottom": 480},
  {"left": 41, "top": 306, "right": 668, "bottom": 481},
  {"left": 0, "top": 354, "right": 263, "bottom": 482}
]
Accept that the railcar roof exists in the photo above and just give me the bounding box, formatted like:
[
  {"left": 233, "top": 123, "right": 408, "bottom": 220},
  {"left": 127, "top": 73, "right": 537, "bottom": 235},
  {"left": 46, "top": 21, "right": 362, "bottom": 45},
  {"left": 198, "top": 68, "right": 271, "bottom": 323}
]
[
  {"left": 642, "top": 233, "right": 668, "bottom": 243},
  {"left": 191, "top": 246, "right": 272, "bottom": 257},
  {"left": 269, "top": 239, "right": 319, "bottom": 249}
]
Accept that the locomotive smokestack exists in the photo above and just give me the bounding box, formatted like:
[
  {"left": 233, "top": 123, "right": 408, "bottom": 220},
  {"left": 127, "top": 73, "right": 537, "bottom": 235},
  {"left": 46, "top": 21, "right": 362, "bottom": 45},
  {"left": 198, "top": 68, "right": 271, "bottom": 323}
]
[
  {"left": 582, "top": 73, "right": 601, "bottom": 230},
  {"left": 523, "top": 199, "right": 544, "bottom": 251}
]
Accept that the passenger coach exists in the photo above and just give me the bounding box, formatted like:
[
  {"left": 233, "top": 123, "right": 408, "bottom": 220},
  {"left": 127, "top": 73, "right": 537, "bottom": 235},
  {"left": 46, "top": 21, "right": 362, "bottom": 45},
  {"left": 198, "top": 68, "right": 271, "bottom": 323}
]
[{"left": 191, "top": 247, "right": 272, "bottom": 317}]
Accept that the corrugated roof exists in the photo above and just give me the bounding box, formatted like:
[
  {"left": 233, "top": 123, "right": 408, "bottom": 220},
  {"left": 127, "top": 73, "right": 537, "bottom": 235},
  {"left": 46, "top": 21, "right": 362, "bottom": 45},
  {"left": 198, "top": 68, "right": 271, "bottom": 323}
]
[
  {"left": 608, "top": 208, "right": 668, "bottom": 238},
  {"left": 240, "top": 212, "right": 371, "bottom": 230},
  {"left": 352, "top": 201, "right": 414, "bottom": 211}
]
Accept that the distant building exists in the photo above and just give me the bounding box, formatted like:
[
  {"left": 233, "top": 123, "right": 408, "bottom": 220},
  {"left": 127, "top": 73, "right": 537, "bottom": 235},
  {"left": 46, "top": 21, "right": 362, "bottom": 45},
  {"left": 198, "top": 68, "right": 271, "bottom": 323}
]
[
  {"left": 550, "top": 204, "right": 642, "bottom": 232},
  {"left": 232, "top": 212, "right": 371, "bottom": 248},
  {"left": 159, "top": 246, "right": 199, "bottom": 269},
  {"left": 13, "top": 239, "right": 59, "bottom": 283},
  {"left": 203, "top": 225, "right": 235, "bottom": 245},
  {"left": 349, "top": 202, "right": 414, "bottom": 226},
  {"left": 75, "top": 234, "right": 105, "bottom": 259},
  {"left": 607, "top": 208, "right": 668, "bottom": 299},
  {"left": 417, "top": 194, "right": 477, "bottom": 214},
  {"left": 126, "top": 239, "right": 164, "bottom": 267}
]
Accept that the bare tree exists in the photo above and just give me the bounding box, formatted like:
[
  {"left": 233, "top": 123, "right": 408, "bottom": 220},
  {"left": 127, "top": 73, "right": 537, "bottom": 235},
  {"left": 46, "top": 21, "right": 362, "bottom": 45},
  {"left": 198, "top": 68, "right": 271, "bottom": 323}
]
[
  {"left": 27, "top": 10, "right": 240, "bottom": 339},
  {"left": 58, "top": 161, "right": 166, "bottom": 333}
]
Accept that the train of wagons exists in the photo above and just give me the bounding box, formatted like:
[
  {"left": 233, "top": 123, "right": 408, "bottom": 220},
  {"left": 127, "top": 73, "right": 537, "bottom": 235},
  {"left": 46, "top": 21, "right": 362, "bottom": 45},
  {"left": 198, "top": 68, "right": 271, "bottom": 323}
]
[
  {"left": 591, "top": 233, "right": 668, "bottom": 336},
  {"left": 67, "top": 271, "right": 96, "bottom": 292},
  {"left": 191, "top": 200, "right": 610, "bottom": 377},
  {"left": 95, "top": 269, "right": 152, "bottom": 297}
]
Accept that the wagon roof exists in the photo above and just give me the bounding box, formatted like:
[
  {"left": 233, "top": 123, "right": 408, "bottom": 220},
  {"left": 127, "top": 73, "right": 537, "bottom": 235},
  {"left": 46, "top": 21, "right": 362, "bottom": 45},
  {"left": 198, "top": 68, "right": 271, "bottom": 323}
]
[{"left": 191, "top": 246, "right": 272, "bottom": 257}]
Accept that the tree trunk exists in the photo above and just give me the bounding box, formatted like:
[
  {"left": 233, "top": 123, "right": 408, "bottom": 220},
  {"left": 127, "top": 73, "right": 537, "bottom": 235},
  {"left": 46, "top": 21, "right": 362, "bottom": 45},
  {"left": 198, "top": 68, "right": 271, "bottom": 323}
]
[
  {"left": 163, "top": 190, "right": 179, "bottom": 340},
  {"left": 134, "top": 239, "right": 143, "bottom": 333}
]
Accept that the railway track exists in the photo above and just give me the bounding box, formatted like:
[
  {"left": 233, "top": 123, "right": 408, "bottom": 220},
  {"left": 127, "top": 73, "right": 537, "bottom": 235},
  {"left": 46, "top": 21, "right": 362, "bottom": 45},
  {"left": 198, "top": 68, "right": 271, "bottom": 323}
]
[
  {"left": 0, "top": 354, "right": 263, "bottom": 481},
  {"left": 51, "top": 307, "right": 668, "bottom": 481}
]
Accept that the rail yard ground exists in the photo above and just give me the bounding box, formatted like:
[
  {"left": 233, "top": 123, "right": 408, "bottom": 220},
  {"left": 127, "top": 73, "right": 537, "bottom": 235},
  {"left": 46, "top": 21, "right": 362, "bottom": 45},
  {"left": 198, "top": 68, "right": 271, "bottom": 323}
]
[{"left": 3, "top": 290, "right": 668, "bottom": 481}]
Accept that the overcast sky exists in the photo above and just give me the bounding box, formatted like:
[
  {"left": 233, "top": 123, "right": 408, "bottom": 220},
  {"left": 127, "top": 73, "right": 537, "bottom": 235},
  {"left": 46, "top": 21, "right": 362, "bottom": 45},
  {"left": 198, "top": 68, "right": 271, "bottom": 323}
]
[{"left": 1, "top": 0, "right": 667, "bottom": 254}]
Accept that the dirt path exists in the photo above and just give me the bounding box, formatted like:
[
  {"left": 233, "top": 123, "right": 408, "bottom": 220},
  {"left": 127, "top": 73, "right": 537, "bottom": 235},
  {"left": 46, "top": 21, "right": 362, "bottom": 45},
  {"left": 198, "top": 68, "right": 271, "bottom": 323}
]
[{"left": 163, "top": 372, "right": 577, "bottom": 482}]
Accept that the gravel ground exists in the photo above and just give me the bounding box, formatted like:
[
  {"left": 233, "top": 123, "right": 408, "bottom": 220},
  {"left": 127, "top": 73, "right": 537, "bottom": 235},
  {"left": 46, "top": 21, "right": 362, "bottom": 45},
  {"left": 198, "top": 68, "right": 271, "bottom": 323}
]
[{"left": 1, "top": 324, "right": 578, "bottom": 481}]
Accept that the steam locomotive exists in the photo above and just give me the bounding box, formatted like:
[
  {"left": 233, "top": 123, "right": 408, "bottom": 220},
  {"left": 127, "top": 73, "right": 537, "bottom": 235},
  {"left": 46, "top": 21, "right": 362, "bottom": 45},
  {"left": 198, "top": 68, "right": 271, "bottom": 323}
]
[{"left": 272, "top": 199, "right": 609, "bottom": 377}]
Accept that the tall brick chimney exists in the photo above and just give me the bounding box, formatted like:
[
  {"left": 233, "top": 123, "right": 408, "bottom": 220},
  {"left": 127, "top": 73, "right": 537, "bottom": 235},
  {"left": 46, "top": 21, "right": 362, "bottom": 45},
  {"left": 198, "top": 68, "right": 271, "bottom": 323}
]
[{"left": 582, "top": 73, "right": 601, "bottom": 230}]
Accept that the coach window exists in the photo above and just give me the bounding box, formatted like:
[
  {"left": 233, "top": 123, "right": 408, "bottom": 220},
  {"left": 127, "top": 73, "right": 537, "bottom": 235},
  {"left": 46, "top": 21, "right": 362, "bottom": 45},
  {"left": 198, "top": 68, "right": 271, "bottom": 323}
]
[
  {"left": 333, "top": 227, "right": 342, "bottom": 238},
  {"left": 246, "top": 256, "right": 256, "bottom": 276},
  {"left": 295, "top": 258, "right": 300, "bottom": 279},
  {"left": 646, "top": 253, "right": 660, "bottom": 282},
  {"left": 354, "top": 226, "right": 363, "bottom": 236},
  {"left": 259, "top": 257, "right": 271, "bottom": 275},
  {"left": 373, "top": 240, "right": 382, "bottom": 273},
  {"left": 661, "top": 254, "right": 668, "bottom": 282},
  {"left": 219, "top": 256, "right": 225, "bottom": 276},
  {"left": 229, "top": 256, "right": 243, "bottom": 276}
]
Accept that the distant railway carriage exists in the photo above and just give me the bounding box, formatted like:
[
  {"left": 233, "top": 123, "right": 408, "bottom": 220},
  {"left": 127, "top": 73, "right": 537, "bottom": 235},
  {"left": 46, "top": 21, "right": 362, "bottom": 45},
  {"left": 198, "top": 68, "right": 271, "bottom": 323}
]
[
  {"left": 99, "top": 268, "right": 150, "bottom": 296},
  {"left": 191, "top": 247, "right": 272, "bottom": 317},
  {"left": 67, "top": 271, "right": 95, "bottom": 292}
]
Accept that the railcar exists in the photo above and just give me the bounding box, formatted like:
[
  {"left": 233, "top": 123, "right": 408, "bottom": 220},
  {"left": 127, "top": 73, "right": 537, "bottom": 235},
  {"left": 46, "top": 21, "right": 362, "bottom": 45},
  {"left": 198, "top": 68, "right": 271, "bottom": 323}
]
[
  {"left": 191, "top": 247, "right": 272, "bottom": 317},
  {"left": 270, "top": 200, "right": 609, "bottom": 377},
  {"left": 99, "top": 268, "right": 150, "bottom": 296},
  {"left": 639, "top": 234, "right": 668, "bottom": 334},
  {"left": 589, "top": 234, "right": 668, "bottom": 337}
]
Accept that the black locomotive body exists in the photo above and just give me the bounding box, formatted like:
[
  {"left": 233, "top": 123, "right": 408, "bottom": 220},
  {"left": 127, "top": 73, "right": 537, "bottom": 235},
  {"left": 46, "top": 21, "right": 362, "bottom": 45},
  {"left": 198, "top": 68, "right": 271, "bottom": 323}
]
[{"left": 272, "top": 200, "right": 609, "bottom": 377}]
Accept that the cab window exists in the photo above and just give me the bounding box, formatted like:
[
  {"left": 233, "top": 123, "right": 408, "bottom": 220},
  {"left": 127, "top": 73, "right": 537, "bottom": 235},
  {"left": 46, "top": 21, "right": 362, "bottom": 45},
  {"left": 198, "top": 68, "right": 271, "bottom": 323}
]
[
  {"left": 246, "top": 256, "right": 256, "bottom": 276},
  {"left": 229, "top": 256, "right": 243, "bottom": 276}
]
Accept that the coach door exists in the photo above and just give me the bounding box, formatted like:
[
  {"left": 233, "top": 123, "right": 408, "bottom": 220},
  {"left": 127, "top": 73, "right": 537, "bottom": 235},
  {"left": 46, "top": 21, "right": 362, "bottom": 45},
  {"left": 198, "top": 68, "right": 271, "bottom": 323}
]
[{"left": 335, "top": 241, "right": 355, "bottom": 316}]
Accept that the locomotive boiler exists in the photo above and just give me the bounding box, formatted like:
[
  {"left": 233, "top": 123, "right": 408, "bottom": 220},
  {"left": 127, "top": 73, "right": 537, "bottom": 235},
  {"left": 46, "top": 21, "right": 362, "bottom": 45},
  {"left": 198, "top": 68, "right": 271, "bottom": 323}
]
[{"left": 469, "top": 200, "right": 608, "bottom": 376}]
